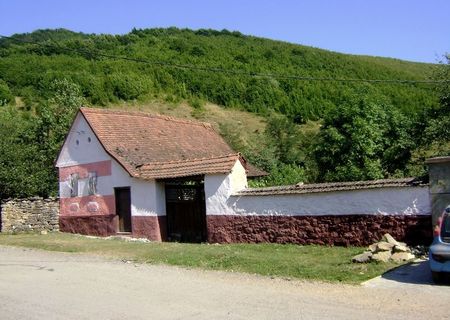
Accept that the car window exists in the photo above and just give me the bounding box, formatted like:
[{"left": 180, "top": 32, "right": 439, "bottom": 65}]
[{"left": 442, "top": 214, "right": 450, "bottom": 239}]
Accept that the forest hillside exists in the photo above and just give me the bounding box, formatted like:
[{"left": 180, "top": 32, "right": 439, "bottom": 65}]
[{"left": 0, "top": 28, "right": 448, "bottom": 198}]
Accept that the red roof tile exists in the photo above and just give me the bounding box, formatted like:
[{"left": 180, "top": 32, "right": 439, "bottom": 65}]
[
  {"left": 79, "top": 108, "right": 265, "bottom": 179},
  {"left": 138, "top": 154, "right": 242, "bottom": 179}
]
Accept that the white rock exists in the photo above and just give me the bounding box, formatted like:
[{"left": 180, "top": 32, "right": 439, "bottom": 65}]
[
  {"left": 368, "top": 243, "right": 378, "bottom": 253},
  {"left": 382, "top": 233, "right": 401, "bottom": 246},
  {"left": 393, "top": 244, "right": 411, "bottom": 253},
  {"left": 391, "top": 252, "right": 415, "bottom": 262},
  {"left": 352, "top": 251, "right": 373, "bottom": 263},
  {"left": 376, "top": 241, "right": 395, "bottom": 252},
  {"left": 372, "top": 251, "right": 392, "bottom": 262}
]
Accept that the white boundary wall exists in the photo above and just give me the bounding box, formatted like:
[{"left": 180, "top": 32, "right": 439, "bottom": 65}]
[{"left": 204, "top": 168, "right": 431, "bottom": 217}]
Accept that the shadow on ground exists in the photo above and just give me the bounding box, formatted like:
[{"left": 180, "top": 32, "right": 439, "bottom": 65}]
[{"left": 378, "top": 259, "right": 450, "bottom": 286}]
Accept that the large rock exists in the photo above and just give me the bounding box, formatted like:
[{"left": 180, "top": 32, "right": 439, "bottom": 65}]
[
  {"left": 372, "top": 251, "right": 392, "bottom": 262},
  {"left": 368, "top": 243, "right": 378, "bottom": 253},
  {"left": 352, "top": 251, "right": 373, "bottom": 263},
  {"left": 393, "top": 244, "right": 411, "bottom": 253},
  {"left": 376, "top": 241, "right": 395, "bottom": 252},
  {"left": 391, "top": 252, "right": 415, "bottom": 262},
  {"left": 382, "top": 233, "right": 401, "bottom": 246}
]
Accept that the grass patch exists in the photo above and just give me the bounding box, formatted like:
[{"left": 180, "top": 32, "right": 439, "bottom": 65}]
[{"left": 0, "top": 233, "right": 403, "bottom": 284}]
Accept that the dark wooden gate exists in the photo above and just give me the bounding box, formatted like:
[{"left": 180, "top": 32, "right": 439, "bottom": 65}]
[
  {"left": 165, "top": 179, "right": 206, "bottom": 243},
  {"left": 115, "top": 187, "right": 132, "bottom": 233}
]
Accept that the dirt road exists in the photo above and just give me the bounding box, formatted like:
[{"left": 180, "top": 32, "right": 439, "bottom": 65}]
[{"left": 0, "top": 246, "right": 448, "bottom": 320}]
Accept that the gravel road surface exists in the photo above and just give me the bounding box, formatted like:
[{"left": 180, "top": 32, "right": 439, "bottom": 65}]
[{"left": 0, "top": 246, "right": 449, "bottom": 320}]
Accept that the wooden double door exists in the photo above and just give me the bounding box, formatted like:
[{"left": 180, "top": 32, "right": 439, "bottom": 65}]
[{"left": 165, "top": 180, "right": 207, "bottom": 243}]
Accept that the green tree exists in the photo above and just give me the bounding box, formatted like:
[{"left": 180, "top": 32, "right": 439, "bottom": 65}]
[
  {"left": 0, "top": 107, "right": 50, "bottom": 198},
  {"left": 0, "top": 79, "right": 14, "bottom": 106},
  {"left": 424, "top": 55, "right": 450, "bottom": 154},
  {"left": 313, "top": 95, "right": 414, "bottom": 182},
  {"left": 27, "top": 79, "right": 85, "bottom": 197},
  {"left": 265, "top": 113, "right": 303, "bottom": 165}
]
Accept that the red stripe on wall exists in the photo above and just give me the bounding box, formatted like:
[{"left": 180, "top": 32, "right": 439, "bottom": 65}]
[
  {"left": 60, "top": 195, "right": 115, "bottom": 216},
  {"left": 59, "top": 160, "right": 112, "bottom": 181}
]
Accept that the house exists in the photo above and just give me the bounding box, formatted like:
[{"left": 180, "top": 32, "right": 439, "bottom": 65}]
[
  {"left": 55, "top": 107, "right": 262, "bottom": 242},
  {"left": 56, "top": 107, "right": 433, "bottom": 245}
]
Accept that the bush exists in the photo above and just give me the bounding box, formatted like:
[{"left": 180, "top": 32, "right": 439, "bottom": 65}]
[
  {"left": 108, "top": 74, "right": 152, "bottom": 100},
  {"left": 0, "top": 79, "right": 14, "bottom": 106}
]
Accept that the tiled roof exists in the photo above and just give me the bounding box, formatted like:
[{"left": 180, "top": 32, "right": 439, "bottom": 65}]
[
  {"left": 79, "top": 108, "right": 265, "bottom": 179},
  {"left": 138, "top": 154, "right": 242, "bottom": 179},
  {"left": 234, "top": 178, "right": 427, "bottom": 196}
]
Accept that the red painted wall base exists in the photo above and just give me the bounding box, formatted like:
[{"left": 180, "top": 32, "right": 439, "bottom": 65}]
[
  {"left": 59, "top": 215, "right": 167, "bottom": 241},
  {"left": 60, "top": 214, "right": 432, "bottom": 246},
  {"left": 206, "top": 215, "right": 432, "bottom": 246},
  {"left": 60, "top": 215, "right": 116, "bottom": 237},
  {"left": 131, "top": 216, "right": 167, "bottom": 241}
]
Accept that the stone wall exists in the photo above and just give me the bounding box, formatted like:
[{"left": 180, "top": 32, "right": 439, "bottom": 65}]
[
  {"left": 207, "top": 214, "right": 432, "bottom": 246},
  {"left": 0, "top": 197, "right": 59, "bottom": 232}
]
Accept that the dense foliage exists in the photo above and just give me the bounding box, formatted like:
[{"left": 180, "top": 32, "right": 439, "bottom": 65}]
[
  {"left": 0, "top": 28, "right": 438, "bottom": 120},
  {"left": 0, "top": 28, "right": 447, "bottom": 197},
  {"left": 0, "top": 79, "right": 82, "bottom": 198},
  {"left": 313, "top": 94, "right": 415, "bottom": 181}
]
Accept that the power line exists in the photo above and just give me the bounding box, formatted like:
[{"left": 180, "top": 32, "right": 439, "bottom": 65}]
[{"left": 0, "top": 34, "right": 448, "bottom": 85}]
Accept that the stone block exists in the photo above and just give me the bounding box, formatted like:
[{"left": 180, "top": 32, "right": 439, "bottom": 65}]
[
  {"left": 393, "top": 244, "right": 411, "bottom": 253},
  {"left": 376, "top": 241, "right": 395, "bottom": 252},
  {"left": 382, "top": 233, "right": 401, "bottom": 246},
  {"left": 391, "top": 252, "right": 415, "bottom": 262},
  {"left": 372, "top": 251, "right": 392, "bottom": 262},
  {"left": 352, "top": 251, "right": 373, "bottom": 263}
]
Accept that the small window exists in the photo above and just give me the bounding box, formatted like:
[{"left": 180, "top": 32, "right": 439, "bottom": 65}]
[
  {"left": 88, "top": 171, "right": 97, "bottom": 195},
  {"left": 69, "top": 173, "right": 79, "bottom": 197}
]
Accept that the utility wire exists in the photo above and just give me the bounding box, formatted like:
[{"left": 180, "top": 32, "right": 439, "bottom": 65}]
[{"left": 0, "top": 34, "right": 448, "bottom": 85}]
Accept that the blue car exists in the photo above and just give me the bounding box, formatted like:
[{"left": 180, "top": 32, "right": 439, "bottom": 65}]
[{"left": 429, "top": 205, "right": 450, "bottom": 283}]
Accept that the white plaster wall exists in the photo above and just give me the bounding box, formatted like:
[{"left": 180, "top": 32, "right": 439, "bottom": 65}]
[
  {"left": 205, "top": 173, "right": 232, "bottom": 215},
  {"left": 230, "top": 161, "right": 248, "bottom": 193},
  {"left": 56, "top": 113, "right": 110, "bottom": 167},
  {"left": 206, "top": 180, "right": 431, "bottom": 216},
  {"left": 107, "top": 158, "right": 166, "bottom": 217},
  {"left": 56, "top": 112, "right": 166, "bottom": 217},
  {"left": 205, "top": 160, "right": 248, "bottom": 215}
]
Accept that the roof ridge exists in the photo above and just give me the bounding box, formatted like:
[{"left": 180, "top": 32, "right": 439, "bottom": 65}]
[
  {"left": 241, "top": 177, "right": 419, "bottom": 192},
  {"left": 138, "top": 153, "right": 240, "bottom": 168},
  {"left": 80, "top": 106, "right": 214, "bottom": 128},
  {"left": 234, "top": 177, "right": 426, "bottom": 196}
]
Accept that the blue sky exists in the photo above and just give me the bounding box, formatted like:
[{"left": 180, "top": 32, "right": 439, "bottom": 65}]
[{"left": 0, "top": 0, "right": 448, "bottom": 63}]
